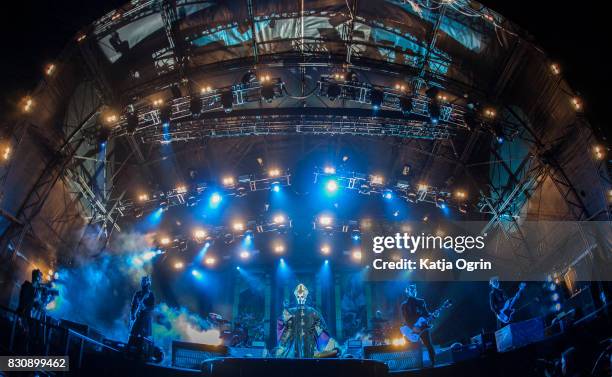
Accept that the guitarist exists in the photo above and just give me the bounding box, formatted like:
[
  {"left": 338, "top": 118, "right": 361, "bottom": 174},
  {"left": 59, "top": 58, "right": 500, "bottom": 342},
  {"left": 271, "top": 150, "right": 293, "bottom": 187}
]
[
  {"left": 401, "top": 284, "right": 436, "bottom": 367},
  {"left": 489, "top": 277, "right": 525, "bottom": 328},
  {"left": 128, "top": 276, "right": 155, "bottom": 350}
]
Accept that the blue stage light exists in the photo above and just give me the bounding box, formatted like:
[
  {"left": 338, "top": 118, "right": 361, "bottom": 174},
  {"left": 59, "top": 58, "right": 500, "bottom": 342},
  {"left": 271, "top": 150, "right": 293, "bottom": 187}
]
[
  {"left": 325, "top": 259, "right": 329, "bottom": 264},
  {"left": 236, "top": 266, "right": 240, "bottom": 270},
  {"left": 383, "top": 190, "right": 393, "bottom": 200},
  {"left": 271, "top": 183, "right": 281, "bottom": 192},
  {"left": 352, "top": 234, "right": 360, "bottom": 241},
  {"left": 552, "top": 293, "right": 559, "bottom": 301},
  {"left": 210, "top": 192, "right": 222, "bottom": 206},
  {"left": 191, "top": 269, "right": 202, "bottom": 279}
]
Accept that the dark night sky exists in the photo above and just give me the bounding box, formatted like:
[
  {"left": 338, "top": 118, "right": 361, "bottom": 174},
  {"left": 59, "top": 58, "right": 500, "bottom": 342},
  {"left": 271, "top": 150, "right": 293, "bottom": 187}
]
[{"left": 0, "top": 1, "right": 608, "bottom": 140}]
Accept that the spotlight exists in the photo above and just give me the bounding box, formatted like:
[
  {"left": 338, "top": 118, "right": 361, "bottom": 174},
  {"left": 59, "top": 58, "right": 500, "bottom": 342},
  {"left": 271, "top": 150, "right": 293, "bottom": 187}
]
[
  {"left": 240, "top": 250, "right": 250, "bottom": 259},
  {"left": 233, "top": 222, "right": 245, "bottom": 232},
  {"left": 370, "top": 175, "right": 384, "bottom": 186},
  {"left": 274, "top": 243, "right": 285, "bottom": 254},
  {"left": 152, "top": 99, "right": 164, "bottom": 107},
  {"left": 392, "top": 338, "right": 406, "bottom": 346},
  {"left": 176, "top": 185, "right": 187, "bottom": 194},
  {"left": 325, "top": 179, "right": 339, "bottom": 193},
  {"left": 455, "top": 190, "right": 467, "bottom": 200},
  {"left": 22, "top": 97, "right": 34, "bottom": 113},
  {"left": 160, "top": 237, "right": 171, "bottom": 246},
  {"left": 268, "top": 168, "right": 281, "bottom": 177},
  {"left": 191, "top": 269, "right": 202, "bottom": 278},
  {"left": 351, "top": 250, "right": 362, "bottom": 261},
  {"left": 370, "top": 89, "right": 383, "bottom": 109},
  {"left": 552, "top": 293, "right": 559, "bottom": 301},
  {"left": 323, "top": 166, "right": 336, "bottom": 174},
  {"left": 273, "top": 214, "right": 286, "bottom": 224},
  {"left": 222, "top": 176, "right": 235, "bottom": 186},
  {"left": 104, "top": 113, "right": 118, "bottom": 124},
  {"left": 571, "top": 97, "right": 582, "bottom": 111},
  {"left": 319, "top": 215, "right": 333, "bottom": 227},
  {"left": 205, "top": 256, "right": 216, "bottom": 266},
  {"left": 236, "top": 266, "right": 241, "bottom": 270},
  {"left": 417, "top": 183, "right": 428, "bottom": 192},
  {"left": 320, "top": 245, "right": 331, "bottom": 255},
  {"left": 138, "top": 193, "right": 149, "bottom": 202},
  {"left": 484, "top": 108, "right": 496, "bottom": 118},
  {"left": 210, "top": 192, "right": 222, "bottom": 205},
  {"left": 327, "top": 83, "right": 341, "bottom": 101},
  {"left": 593, "top": 145, "right": 606, "bottom": 160},
  {"left": 200, "top": 86, "right": 213, "bottom": 94},
  {"left": 271, "top": 182, "right": 281, "bottom": 192},
  {"left": 193, "top": 228, "right": 207, "bottom": 240},
  {"left": 221, "top": 91, "right": 234, "bottom": 112},
  {"left": 45, "top": 63, "right": 56, "bottom": 76},
  {"left": 383, "top": 190, "right": 393, "bottom": 200},
  {"left": 174, "top": 261, "right": 184, "bottom": 270},
  {"left": 550, "top": 63, "right": 561, "bottom": 75}
]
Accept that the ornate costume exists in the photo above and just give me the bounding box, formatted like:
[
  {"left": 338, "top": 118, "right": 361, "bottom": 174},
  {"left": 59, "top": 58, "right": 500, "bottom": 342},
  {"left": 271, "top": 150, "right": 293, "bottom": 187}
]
[{"left": 276, "top": 284, "right": 339, "bottom": 358}]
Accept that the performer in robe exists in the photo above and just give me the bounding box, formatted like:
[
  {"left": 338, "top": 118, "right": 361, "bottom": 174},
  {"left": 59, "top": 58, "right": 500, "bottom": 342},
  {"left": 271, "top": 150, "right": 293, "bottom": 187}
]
[{"left": 275, "top": 283, "right": 339, "bottom": 358}]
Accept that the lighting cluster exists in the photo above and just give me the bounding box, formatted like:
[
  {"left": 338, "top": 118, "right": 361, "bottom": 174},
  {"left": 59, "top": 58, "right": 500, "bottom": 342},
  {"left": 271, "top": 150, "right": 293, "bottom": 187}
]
[
  {"left": 109, "top": 76, "right": 285, "bottom": 138},
  {"left": 593, "top": 145, "right": 606, "bottom": 161},
  {"left": 314, "top": 167, "right": 469, "bottom": 213},
  {"left": 122, "top": 171, "right": 291, "bottom": 218}
]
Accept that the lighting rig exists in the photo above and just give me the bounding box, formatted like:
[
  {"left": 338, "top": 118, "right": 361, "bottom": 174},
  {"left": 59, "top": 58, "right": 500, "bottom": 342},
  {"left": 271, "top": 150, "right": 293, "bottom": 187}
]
[
  {"left": 317, "top": 75, "right": 466, "bottom": 127},
  {"left": 121, "top": 170, "right": 291, "bottom": 218},
  {"left": 109, "top": 76, "right": 285, "bottom": 139},
  {"left": 313, "top": 167, "right": 469, "bottom": 213}
]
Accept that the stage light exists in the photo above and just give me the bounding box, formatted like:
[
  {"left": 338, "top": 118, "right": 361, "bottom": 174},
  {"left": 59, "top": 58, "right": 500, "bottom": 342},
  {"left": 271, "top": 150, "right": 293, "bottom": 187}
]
[
  {"left": 319, "top": 215, "right": 333, "bottom": 227},
  {"left": 550, "top": 63, "right": 561, "bottom": 75},
  {"left": 593, "top": 145, "right": 605, "bottom": 160},
  {"left": 2, "top": 146, "right": 10, "bottom": 161},
  {"left": 200, "top": 86, "right": 213, "bottom": 94},
  {"left": 383, "top": 190, "right": 393, "bottom": 200},
  {"left": 417, "top": 183, "right": 428, "bottom": 192},
  {"left": 236, "top": 266, "right": 241, "bottom": 270},
  {"left": 327, "top": 83, "right": 341, "bottom": 101},
  {"left": 142, "top": 251, "right": 156, "bottom": 261},
  {"left": 393, "top": 210, "right": 400, "bottom": 217},
  {"left": 392, "top": 338, "right": 406, "bottom": 346},
  {"left": 351, "top": 232, "right": 361, "bottom": 241},
  {"left": 571, "top": 97, "right": 582, "bottom": 111},
  {"left": 193, "top": 228, "right": 207, "bottom": 240},
  {"left": 210, "top": 192, "right": 222, "bottom": 205},
  {"left": 233, "top": 222, "right": 245, "bottom": 232},
  {"left": 222, "top": 176, "right": 235, "bottom": 186},
  {"left": 271, "top": 182, "right": 281, "bottom": 192},
  {"left": 176, "top": 185, "right": 188, "bottom": 194},
  {"left": 221, "top": 90, "right": 233, "bottom": 113},
  {"left": 553, "top": 303, "right": 562, "bottom": 312},
  {"left": 268, "top": 168, "right": 281, "bottom": 177},
  {"left": 152, "top": 98, "right": 164, "bottom": 107},
  {"left": 273, "top": 214, "right": 286, "bottom": 224},
  {"left": 394, "top": 83, "right": 407, "bottom": 92},
  {"left": 174, "top": 261, "right": 184, "bottom": 270},
  {"left": 320, "top": 245, "right": 331, "bottom": 255},
  {"left": 274, "top": 243, "right": 285, "bottom": 254},
  {"left": 325, "top": 259, "right": 329, "bottom": 264},
  {"left": 105, "top": 113, "right": 118, "bottom": 124},
  {"left": 325, "top": 179, "right": 338, "bottom": 193},
  {"left": 191, "top": 269, "right": 202, "bottom": 278},
  {"left": 323, "top": 166, "right": 336, "bottom": 174},
  {"left": 351, "top": 250, "right": 362, "bottom": 261},
  {"left": 205, "top": 256, "right": 216, "bottom": 266},
  {"left": 552, "top": 293, "right": 560, "bottom": 301},
  {"left": 370, "top": 175, "right": 384, "bottom": 186},
  {"left": 484, "top": 108, "right": 496, "bottom": 118},
  {"left": 76, "top": 33, "right": 87, "bottom": 43},
  {"left": 160, "top": 237, "right": 171, "bottom": 246},
  {"left": 22, "top": 97, "right": 34, "bottom": 113},
  {"left": 455, "top": 190, "right": 467, "bottom": 200},
  {"left": 45, "top": 63, "right": 56, "bottom": 76},
  {"left": 240, "top": 250, "right": 250, "bottom": 259},
  {"left": 370, "top": 89, "right": 383, "bottom": 110}
]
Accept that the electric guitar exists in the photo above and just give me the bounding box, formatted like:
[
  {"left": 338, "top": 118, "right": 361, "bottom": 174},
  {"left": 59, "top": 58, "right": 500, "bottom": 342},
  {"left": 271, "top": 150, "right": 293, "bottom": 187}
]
[
  {"left": 495, "top": 282, "right": 526, "bottom": 324},
  {"left": 400, "top": 299, "right": 452, "bottom": 343},
  {"left": 129, "top": 291, "right": 151, "bottom": 333}
]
